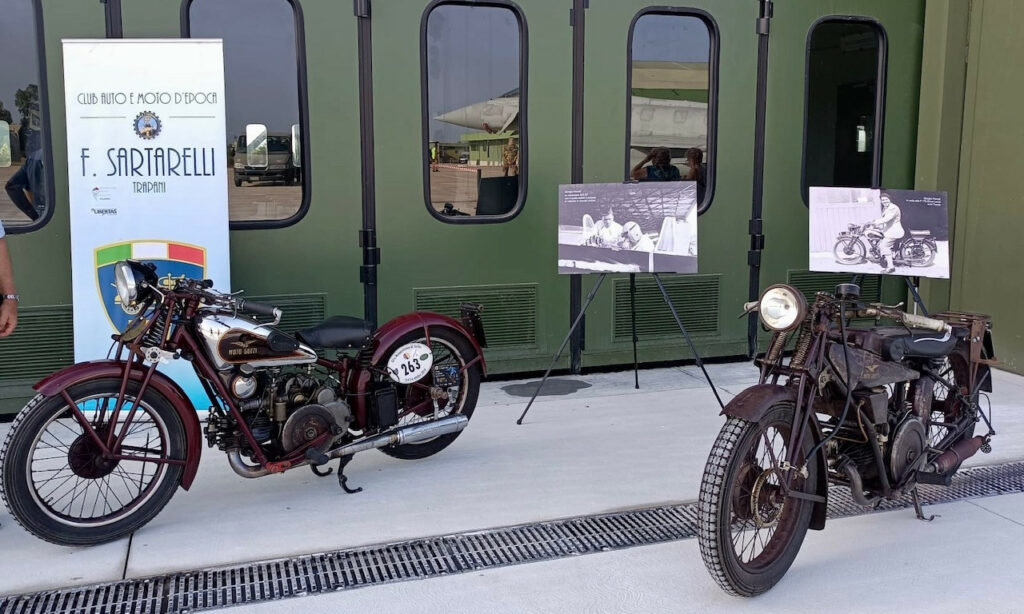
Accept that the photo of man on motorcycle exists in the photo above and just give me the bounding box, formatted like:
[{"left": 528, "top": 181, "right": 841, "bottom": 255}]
[{"left": 868, "top": 191, "right": 905, "bottom": 274}]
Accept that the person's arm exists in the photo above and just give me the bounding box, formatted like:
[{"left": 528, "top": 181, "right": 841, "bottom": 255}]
[
  {"left": 631, "top": 152, "right": 653, "bottom": 181},
  {"left": 0, "top": 238, "right": 17, "bottom": 337}
]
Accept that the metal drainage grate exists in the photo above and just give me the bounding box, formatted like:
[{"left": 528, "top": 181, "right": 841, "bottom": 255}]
[{"left": 3, "top": 460, "right": 1024, "bottom": 614}]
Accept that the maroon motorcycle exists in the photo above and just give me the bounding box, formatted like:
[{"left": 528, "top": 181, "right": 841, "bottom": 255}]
[{"left": 0, "top": 260, "right": 486, "bottom": 546}]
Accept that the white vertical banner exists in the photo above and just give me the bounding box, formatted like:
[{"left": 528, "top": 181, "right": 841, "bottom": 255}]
[{"left": 63, "top": 39, "right": 230, "bottom": 406}]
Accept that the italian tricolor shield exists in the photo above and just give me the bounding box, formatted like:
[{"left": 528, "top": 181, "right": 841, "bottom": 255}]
[{"left": 95, "top": 240, "right": 207, "bottom": 332}]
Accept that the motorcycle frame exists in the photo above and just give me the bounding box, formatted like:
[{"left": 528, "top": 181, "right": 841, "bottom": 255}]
[{"left": 34, "top": 286, "right": 486, "bottom": 480}]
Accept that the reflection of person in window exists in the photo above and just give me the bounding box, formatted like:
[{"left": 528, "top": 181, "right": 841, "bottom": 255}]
[
  {"left": 4, "top": 99, "right": 45, "bottom": 221},
  {"left": 631, "top": 147, "right": 679, "bottom": 182},
  {"left": 583, "top": 208, "right": 623, "bottom": 247},
  {"left": 430, "top": 142, "right": 439, "bottom": 173},
  {"left": 868, "top": 192, "right": 905, "bottom": 274},
  {"left": 617, "top": 221, "right": 655, "bottom": 252},
  {"left": 502, "top": 137, "right": 518, "bottom": 177},
  {"left": 0, "top": 219, "right": 18, "bottom": 337},
  {"left": 684, "top": 148, "right": 706, "bottom": 203}
]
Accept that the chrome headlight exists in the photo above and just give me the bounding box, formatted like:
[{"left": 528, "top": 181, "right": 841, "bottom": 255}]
[
  {"left": 114, "top": 260, "right": 140, "bottom": 307},
  {"left": 758, "top": 284, "right": 807, "bottom": 331}
]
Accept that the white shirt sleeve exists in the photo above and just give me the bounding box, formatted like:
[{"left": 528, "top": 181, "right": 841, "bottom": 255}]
[{"left": 0, "top": 218, "right": 6, "bottom": 239}]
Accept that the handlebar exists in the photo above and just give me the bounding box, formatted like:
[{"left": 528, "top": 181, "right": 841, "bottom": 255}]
[{"left": 847, "top": 305, "right": 949, "bottom": 333}]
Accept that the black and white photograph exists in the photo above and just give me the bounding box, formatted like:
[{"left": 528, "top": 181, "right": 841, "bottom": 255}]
[
  {"left": 809, "top": 187, "right": 950, "bottom": 279},
  {"left": 557, "top": 182, "right": 697, "bottom": 274}
]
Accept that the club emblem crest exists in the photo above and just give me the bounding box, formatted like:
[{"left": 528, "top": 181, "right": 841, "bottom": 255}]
[
  {"left": 134, "top": 111, "right": 162, "bottom": 140},
  {"left": 95, "top": 240, "right": 206, "bottom": 332}
]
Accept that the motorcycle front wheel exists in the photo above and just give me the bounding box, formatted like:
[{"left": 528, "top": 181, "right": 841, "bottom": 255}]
[
  {"left": 378, "top": 327, "right": 481, "bottom": 460},
  {"left": 698, "top": 403, "right": 817, "bottom": 596},
  {"left": 0, "top": 379, "right": 185, "bottom": 546},
  {"left": 832, "top": 237, "right": 866, "bottom": 265}
]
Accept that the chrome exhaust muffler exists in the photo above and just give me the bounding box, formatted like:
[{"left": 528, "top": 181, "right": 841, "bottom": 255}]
[
  {"left": 225, "top": 414, "right": 469, "bottom": 479},
  {"left": 328, "top": 414, "right": 469, "bottom": 459}
]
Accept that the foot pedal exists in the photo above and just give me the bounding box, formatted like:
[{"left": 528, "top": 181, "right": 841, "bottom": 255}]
[
  {"left": 916, "top": 470, "right": 953, "bottom": 486},
  {"left": 304, "top": 448, "right": 330, "bottom": 466}
]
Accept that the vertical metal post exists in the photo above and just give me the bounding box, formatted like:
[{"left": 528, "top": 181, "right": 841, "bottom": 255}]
[
  {"left": 102, "top": 0, "right": 123, "bottom": 38},
  {"left": 746, "top": 0, "right": 773, "bottom": 357},
  {"left": 355, "top": 0, "right": 379, "bottom": 327},
  {"left": 630, "top": 273, "right": 639, "bottom": 389},
  {"left": 568, "top": 0, "right": 588, "bottom": 373}
]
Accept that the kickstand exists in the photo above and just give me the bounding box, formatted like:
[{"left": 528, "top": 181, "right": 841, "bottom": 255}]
[
  {"left": 337, "top": 455, "right": 363, "bottom": 494},
  {"left": 912, "top": 487, "right": 937, "bottom": 522},
  {"left": 310, "top": 464, "right": 333, "bottom": 478}
]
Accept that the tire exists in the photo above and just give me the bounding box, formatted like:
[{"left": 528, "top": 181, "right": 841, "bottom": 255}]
[
  {"left": 697, "top": 404, "right": 817, "bottom": 597},
  {"left": 900, "top": 239, "right": 937, "bottom": 267},
  {"left": 1, "top": 379, "right": 186, "bottom": 546},
  {"left": 378, "top": 328, "right": 481, "bottom": 460},
  {"left": 833, "top": 238, "right": 866, "bottom": 265}
]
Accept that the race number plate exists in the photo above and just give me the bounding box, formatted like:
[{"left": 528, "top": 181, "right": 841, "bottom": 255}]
[{"left": 386, "top": 342, "right": 434, "bottom": 384}]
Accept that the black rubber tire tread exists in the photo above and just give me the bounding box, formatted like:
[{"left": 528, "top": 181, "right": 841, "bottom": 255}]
[
  {"left": 378, "top": 328, "right": 481, "bottom": 460},
  {"left": 0, "top": 379, "right": 186, "bottom": 546},
  {"left": 697, "top": 405, "right": 815, "bottom": 597}
]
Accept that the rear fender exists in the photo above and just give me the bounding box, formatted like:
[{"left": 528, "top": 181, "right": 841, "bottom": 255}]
[
  {"left": 348, "top": 312, "right": 486, "bottom": 426},
  {"left": 721, "top": 384, "right": 829, "bottom": 531},
  {"left": 35, "top": 360, "right": 203, "bottom": 490}
]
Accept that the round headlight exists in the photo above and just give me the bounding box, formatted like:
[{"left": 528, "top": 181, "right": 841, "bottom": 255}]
[
  {"left": 114, "top": 261, "right": 139, "bottom": 307},
  {"left": 759, "top": 284, "right": 807, "bottom": 331}
]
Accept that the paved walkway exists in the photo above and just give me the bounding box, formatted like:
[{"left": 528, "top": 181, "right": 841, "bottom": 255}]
[{"left": 1, "top": 361, "right": 1022, "bottom": 612}]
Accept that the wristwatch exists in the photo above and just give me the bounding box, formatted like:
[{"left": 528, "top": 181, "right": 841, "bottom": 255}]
[{"left": 2, "top": 294, "right": 19, "bottom": 302}]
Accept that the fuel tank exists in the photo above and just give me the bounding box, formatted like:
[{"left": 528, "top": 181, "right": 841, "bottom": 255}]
[{"left": 195, "top": 314, "right": 317, "bottom": 370}]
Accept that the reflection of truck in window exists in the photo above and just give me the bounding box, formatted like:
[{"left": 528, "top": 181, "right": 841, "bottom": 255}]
[{"left": 233, "top": 133, "right": 299, "bottom": 187}]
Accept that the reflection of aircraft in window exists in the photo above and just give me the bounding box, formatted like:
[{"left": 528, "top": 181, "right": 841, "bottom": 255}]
[{"left": 434, "top": 90, "right": 707, "bottom": 158}]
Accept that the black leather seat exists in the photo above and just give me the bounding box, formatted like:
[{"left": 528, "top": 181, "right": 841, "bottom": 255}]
[
  {"left": 849, "top": 326, "right": 958, "bottom": 362},
  {"left": 295, "top": 316, "right": 373, "bottom": 349}
]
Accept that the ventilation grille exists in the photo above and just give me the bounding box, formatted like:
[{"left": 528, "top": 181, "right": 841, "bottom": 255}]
[
  {"left": 248, "top": 293, "right": 327, "bottom": 333},
  {"left": 415, "top": 284, "right": 537, "bottom": 348},
  {"left": 612, "top": 275, "right": 719, "bottom": 342},
  {"left": 787, "top": 271, "right": 882, "bottom": 303},
  {"left": 0, "top": 305, "right": 74, "bottom": 383}
]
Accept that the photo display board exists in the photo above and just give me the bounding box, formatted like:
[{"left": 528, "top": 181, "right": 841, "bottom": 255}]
[
  {"left": 809, "top": 187, "right": 949, "bottom": 279},
  {"left": 63, "top": 39, "right": 230, "bottom": 407},
  {"left": 558, "top": 182, "right": 697, "bottom": 274}
]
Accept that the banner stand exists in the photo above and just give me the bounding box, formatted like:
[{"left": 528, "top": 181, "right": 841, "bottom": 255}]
[{"left": 516, "top": 273, "right": 724, "bottom": 425}]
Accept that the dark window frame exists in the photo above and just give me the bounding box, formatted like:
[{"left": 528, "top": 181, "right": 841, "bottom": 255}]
[
  {"left": 5, "top": 0, "right": 57, "bottom": 235},
  {"left": 624, "top": 7, "right": 719, "bottom": 215},
  {"left": 181, "top": 0, "right": 312, "bottom": 230},
  {"left": 419, "top": 0, "right": 529, "bottom": 224},
  {"left": 800, "top": 15, "right": 888, "bottom": 206}
]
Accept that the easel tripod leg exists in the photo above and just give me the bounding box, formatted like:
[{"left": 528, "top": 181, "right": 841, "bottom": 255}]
[
  {"left": 651, "top": 273, "right": 725, "bottom": 410},
  {"left": 516, "top": 274, "right": 607, "bottom": 425},
  {"left": 630, "top": 273, "right": 639, "bottom": 389}
]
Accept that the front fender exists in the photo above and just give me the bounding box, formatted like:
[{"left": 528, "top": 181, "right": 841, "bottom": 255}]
[
  {"left": 35, "top": 360, "right": 203, "bottom": 490},
  {"left": 721, "top": 383, "right": 829, "bottom": 531}
]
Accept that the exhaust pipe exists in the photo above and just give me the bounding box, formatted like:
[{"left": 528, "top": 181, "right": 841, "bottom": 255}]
[
  {"left": 328, "top": 414, "right": 469, "bottom": 459},
  {"left": 927, "top": 436, "right": 986, "bottom": 474},
  {"left": 840, "top": 458, "right": 880, "bottom": 507},
  {"left": 225, "top": 414, "right": 469, "bottom": 478}
]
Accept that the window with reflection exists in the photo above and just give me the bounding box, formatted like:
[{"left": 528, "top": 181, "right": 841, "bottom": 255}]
[
  {"left": 424, "top": 2, "right": 523, "bottom": 220},
  {"left": 628, "top": 12, "right": 714, "bottom": 210},
  {"left": 0, "top": 1, "right": 49, "bottom": 230},
  {"left": 803, "top": 19, "right": 885, "bottom": 201},
  {"left": 188, "top": 0, "right": 306, "bottom": 224}
]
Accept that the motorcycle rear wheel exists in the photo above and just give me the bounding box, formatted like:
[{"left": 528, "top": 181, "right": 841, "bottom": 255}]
[
  {"left": 378, "top": 327, "right": 481, "bottom": 460},
  {"left": 0, "top": 379, "right": 185, "bottom": 546},
  {"left": 698, "top": 404, "right": 817, "bottom": 596},
  {"left": 833, "top": 238, "right": 866, "bottom": 265},
  {"left": 899, "top": 239, "right": 937, "bottom": 267}
]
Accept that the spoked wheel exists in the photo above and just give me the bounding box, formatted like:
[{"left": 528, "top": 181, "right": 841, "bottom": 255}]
[
  {"left": 378, "top": 328, "right": 481, "bottom": 460},
  {"left": 698, "top": 404, "right": 817, "bottom": 596},
  {"left": 1, "top": 379, "right": 185, "bottom": 546},
  {"left": 928, "top": 354, "right": 976, "bottom": 448},
  {"left": 899, "top": 240, "right": 937, "bottom": 267},
  {"left": 833, "top": 238, "right": 866, "bottom": 265}
]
